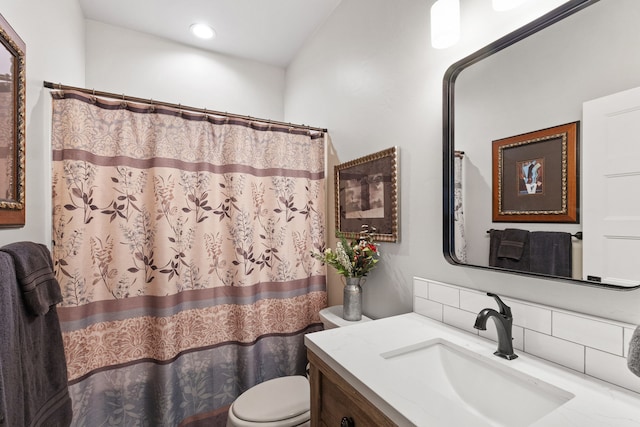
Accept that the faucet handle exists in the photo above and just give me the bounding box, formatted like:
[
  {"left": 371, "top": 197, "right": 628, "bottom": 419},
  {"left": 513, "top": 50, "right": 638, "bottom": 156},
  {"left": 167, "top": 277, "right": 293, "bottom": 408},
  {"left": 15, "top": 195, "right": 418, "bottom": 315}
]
[{"left": 487, "top": 293, "right": 512, "bottom": 318}]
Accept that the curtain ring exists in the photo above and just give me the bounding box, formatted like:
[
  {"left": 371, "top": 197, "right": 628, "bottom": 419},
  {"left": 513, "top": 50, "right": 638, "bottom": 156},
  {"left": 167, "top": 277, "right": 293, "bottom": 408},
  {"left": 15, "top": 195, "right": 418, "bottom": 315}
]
[
  {"left": 90, "top": 89, "right": 97, "bottom": 104},
  {"left": 203, "top": 108, "right": 208, "bottom": 121},
  {"left": 120, "top": 93, "right": 127, "bottom": 108},
  {"left": 149, "top": 98, "right": 155, "bottom": 112}
]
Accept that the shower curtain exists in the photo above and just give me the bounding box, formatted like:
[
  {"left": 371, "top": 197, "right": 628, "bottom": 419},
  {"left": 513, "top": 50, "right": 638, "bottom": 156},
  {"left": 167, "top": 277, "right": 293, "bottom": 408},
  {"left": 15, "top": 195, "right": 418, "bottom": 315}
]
[
  {"left": 50, "top": 90, "right": 327, "bottom": 426},
  {"left": 454, "top": 153, "right": 467, "bottom": 262}
]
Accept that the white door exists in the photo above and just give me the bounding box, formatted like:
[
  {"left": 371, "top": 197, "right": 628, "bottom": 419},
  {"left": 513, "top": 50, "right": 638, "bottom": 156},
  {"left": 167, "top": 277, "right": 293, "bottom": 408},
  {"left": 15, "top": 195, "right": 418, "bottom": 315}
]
[{"left": 583, "top": 86, "right": 640, "bottom": 287}]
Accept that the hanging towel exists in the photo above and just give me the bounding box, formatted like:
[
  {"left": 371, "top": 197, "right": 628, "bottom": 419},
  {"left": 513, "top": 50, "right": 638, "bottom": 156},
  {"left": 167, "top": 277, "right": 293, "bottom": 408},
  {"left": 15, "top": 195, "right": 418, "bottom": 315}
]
[
  {"left": 0, "top": 241, "right": 63, "bottom": 316},
  {"left": 529, "top": 231, "right": 572, "bottom": 278},
  {"left": 489, "top": 229, "right": 530, "bottom": 272},
  {"left": 0, "top": 250, "right": 72, "bottom": 427},
  {"left": 628, "top": 326, "right": 640, "bottom": 377},
  {"left": 497, "top": 228, "right": 530, "bottom": 260},
  {"left": 488, "top": 229, "right": 503, "bottom": 267}
]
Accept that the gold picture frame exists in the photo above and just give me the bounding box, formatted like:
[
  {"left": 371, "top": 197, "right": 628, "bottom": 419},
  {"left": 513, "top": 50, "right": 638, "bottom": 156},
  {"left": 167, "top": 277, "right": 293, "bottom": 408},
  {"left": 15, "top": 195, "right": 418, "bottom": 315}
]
[
  {"left": 0, "top": 13, "right": 25, "bottom": 227},
  {"left": 492, "top": 122, "right": 578, "bottom": 223},
  {"left": 335, "top": 147, "right": 399, "bottom": 242}
]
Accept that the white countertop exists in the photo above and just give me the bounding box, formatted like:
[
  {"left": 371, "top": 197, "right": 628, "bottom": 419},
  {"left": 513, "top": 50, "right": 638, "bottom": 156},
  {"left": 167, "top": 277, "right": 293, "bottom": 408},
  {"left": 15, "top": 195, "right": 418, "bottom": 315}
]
[{"left": 305, "top": 313, "right": 640, "bottom": 427}]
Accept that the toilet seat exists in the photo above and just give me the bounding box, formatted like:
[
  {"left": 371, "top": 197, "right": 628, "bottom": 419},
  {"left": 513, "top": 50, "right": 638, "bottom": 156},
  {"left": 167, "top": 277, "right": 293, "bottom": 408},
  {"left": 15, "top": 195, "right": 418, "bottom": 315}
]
[{"left": 228, "top": 376, "right": 310, "bottom": 427}]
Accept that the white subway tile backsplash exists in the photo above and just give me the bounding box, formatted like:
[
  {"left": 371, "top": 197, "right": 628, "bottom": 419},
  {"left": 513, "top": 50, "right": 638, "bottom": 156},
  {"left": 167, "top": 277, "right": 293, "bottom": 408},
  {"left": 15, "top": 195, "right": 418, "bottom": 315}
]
[
  {"left": 625, "top": 327, "right": 636, "bottom": 358},
  {"left": 553, "top": 312, "right": 624, "bottom": 356},
  {"left": 443, "top": 305, "right": 479, "bottom": 335},
  {"left": 479, "top": 324, "right": 524, "bottom": 352},
  {"left": 414, "top": 297, "right": 443, "bottom": 322},
  {"left": 459, "top": 291, "right": 552, "bottom": 334},
  {"left": 459, "top": 290, "right": 493, "bottom": 314},
  {"left": 428, "top": 282, "right": 460, "bottom": 307},
  {"left": 586, "top": 348, "right": 640, "bottom": 394},
  {"left": 412, "top": 277, "right": 639, "bottom": 393},
  {"left": 506, "top": 300, "right": 552, "bottom": 335},
  {"left": 477, "top": 324, "right": 496, "bottom": 342},
  {"left": 513, "top": 325, "right": 524, "bottom": 351},
  {"left": 413, "top": 278, "right": 428, "bottom": 299},
  {"left": 524, "top": 329, "right": 585, "bottom": 372}
]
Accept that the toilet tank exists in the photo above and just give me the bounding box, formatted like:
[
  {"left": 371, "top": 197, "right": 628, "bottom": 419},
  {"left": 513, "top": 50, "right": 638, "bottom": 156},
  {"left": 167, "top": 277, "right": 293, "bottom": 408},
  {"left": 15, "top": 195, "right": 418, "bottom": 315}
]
[{"left": 319, "top": 306, "right": 372, "bottom": 329}]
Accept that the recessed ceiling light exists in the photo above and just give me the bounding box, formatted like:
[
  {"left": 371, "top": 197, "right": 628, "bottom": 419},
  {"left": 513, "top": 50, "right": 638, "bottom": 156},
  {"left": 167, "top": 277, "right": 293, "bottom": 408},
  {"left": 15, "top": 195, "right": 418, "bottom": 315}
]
[{"left": 190, "top": 23, "right": 216, "bottom": 40}]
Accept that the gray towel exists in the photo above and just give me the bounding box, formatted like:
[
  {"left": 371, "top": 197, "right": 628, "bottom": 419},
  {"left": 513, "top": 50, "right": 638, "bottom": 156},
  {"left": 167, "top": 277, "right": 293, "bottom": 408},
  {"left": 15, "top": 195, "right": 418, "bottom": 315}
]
[
  {"left": 497, "top": 228, "right": 529, "bottom": 260},
  {"left": 529, "top": 231, "right": 572, "bottom": 278},
  {"left": 489, "top": 229, "right": 530, "bottom": 272},
  {"left": 488, "top": 229, "right": 503, "bottom": 267},
  {"left": 0, "top": 252, "right": 72, "bottom": 427},
  {"left": 628, "top": 326, "right": 640, "bottom": 377},
  {"left": 0, "top": 241, "right": 63, "bottom": 316}
]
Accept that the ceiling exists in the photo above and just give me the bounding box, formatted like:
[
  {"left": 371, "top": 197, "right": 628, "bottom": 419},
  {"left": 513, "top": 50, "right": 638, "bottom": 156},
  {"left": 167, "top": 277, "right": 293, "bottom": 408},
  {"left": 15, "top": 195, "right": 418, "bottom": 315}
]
[{"left": 79, "top": 0, "right": 343, "bottom": 68}]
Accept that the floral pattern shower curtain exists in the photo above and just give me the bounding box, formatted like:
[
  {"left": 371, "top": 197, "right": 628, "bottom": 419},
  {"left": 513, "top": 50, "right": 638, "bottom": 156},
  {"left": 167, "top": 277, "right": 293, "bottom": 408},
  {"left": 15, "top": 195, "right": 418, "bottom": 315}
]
[
  {"left": 454, "top": 153, "right": 467, "bottom": 262},
  {"left": 51, "top": 90, "right": 327, "bottom": 426}
]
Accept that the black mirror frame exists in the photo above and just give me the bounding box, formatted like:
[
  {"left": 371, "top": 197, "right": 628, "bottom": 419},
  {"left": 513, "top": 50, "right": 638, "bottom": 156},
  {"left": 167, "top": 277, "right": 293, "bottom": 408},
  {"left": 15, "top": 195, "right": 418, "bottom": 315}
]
[{"left": 441, "top": 0, "right": 640, "bottom": 291}]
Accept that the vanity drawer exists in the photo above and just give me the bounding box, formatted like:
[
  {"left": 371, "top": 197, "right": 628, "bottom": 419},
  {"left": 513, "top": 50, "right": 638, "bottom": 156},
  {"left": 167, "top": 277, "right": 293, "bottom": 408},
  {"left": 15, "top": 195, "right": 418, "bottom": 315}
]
[{"left": 308, "top": 349, "right": 396, "bottom": 427}]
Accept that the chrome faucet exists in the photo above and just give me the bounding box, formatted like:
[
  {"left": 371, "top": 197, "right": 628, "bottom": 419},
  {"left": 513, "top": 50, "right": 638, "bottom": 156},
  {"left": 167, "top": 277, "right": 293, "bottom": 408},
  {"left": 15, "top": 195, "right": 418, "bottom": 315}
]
[{"left": 474, "top": 293, "right": 518, "bottom": 360}]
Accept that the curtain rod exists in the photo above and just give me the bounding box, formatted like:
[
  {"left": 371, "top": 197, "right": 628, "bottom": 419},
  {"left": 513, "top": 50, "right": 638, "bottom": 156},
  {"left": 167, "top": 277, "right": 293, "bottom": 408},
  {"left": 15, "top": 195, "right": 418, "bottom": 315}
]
[{"left": 43, "top": 81, "right": 328, "bottom": 133}]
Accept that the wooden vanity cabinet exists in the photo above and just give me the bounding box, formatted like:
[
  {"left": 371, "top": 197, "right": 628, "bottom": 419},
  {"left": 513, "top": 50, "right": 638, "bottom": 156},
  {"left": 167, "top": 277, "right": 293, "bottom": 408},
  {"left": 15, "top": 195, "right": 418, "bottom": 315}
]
[{"left": 307, "top": 349, "right": 396, "bottom": 427}]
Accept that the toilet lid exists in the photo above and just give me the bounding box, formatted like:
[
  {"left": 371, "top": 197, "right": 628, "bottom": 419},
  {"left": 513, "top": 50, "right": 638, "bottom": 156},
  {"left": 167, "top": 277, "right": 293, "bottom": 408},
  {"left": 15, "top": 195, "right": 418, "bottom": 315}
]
[{"left": 232, "top": 376, "right": 310, "bottom": 423}]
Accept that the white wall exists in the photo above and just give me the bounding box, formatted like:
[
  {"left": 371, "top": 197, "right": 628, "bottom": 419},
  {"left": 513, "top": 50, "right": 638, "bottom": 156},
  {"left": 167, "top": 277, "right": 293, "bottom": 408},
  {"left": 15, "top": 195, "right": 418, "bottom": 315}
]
[
  {"left": 85, "top": 20, "right": 286, "bottom": 121},
  {"left": 285, "top": 0, "right": 640, "bottom": 324},
  {"left": 0, "top": 11, "right": 286, "bottom": 247},
  {"left": 0, "top": 0, "right": 85, "bottom": 246}
]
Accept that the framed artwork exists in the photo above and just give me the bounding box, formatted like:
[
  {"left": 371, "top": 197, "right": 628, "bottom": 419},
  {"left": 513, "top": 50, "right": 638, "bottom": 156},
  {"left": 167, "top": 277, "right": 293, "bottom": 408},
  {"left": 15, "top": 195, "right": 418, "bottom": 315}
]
[
  {"left": 0, "top": 13, "right": 25, "bottom": 227},
  {"left": 492, "top": 122, "right": 578, "bottom": 223},
  {"left": 335, "top": 146, "right": 399, "bottom": 242}
]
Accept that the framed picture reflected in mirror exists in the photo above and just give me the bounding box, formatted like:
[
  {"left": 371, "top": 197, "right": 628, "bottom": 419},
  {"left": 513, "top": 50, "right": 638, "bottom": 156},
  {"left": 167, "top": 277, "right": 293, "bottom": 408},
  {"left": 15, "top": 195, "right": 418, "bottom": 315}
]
[
  {"left": 0, "top": 13, "right": 25, "bottom": 227},
  {"left": 492, "top": 122, "right": 578, "bottom": 223}
]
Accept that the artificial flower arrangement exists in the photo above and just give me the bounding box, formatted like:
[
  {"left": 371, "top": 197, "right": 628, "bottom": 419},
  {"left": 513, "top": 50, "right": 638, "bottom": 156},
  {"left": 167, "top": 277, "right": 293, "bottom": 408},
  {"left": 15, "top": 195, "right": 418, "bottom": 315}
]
[{"left": 312, "top": 225, "right": 380, "bottom": 278}]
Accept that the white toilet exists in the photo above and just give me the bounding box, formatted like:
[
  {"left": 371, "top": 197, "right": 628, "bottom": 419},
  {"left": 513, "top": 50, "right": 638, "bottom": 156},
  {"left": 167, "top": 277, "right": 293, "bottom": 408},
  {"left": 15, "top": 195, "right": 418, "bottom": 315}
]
[
  {"left": 318, "top": 305, "right": 372, "bottom": 329},
  {"left": 226, "top": 306, "right": 372, "bottom": 427}
]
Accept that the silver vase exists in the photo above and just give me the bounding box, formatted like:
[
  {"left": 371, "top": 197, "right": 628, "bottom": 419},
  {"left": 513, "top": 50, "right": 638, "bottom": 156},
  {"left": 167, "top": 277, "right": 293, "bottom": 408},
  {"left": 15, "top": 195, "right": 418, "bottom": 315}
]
[{"left": 343, "top": 277, "right": 363, "bottom": 321}]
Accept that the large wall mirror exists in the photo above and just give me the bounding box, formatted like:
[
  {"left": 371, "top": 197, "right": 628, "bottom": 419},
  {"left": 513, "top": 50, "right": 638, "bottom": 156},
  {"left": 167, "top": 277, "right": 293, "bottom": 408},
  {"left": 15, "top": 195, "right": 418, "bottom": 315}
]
[
  {"left": 443, "top": 0, "right": 640, "bottom": 290},
  {"left": 0, "top": 13, "right": 25, "bottom": 227}
]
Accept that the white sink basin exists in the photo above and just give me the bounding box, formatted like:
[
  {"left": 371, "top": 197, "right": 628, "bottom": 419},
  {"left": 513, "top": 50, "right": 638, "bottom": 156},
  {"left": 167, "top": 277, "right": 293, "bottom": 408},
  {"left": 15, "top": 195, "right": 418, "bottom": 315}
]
[{"left": 380, "top": 338, "right": 575, "bottom": 427}]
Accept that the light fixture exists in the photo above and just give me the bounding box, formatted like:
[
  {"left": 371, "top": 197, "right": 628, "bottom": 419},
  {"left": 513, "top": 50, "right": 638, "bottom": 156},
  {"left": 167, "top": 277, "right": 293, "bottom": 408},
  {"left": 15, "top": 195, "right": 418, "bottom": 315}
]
[
  {"left": 190, "top": 23, "right": 216, "bottom": 40},
  {"left": 430, "top": 0, "right": 529, "bottom": 49},
  {"left": 431, "top": 0, "right": 460, "bottom": 49},
  {"left": 492, "top": 0, "right": 528, "bottom": 12}
]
